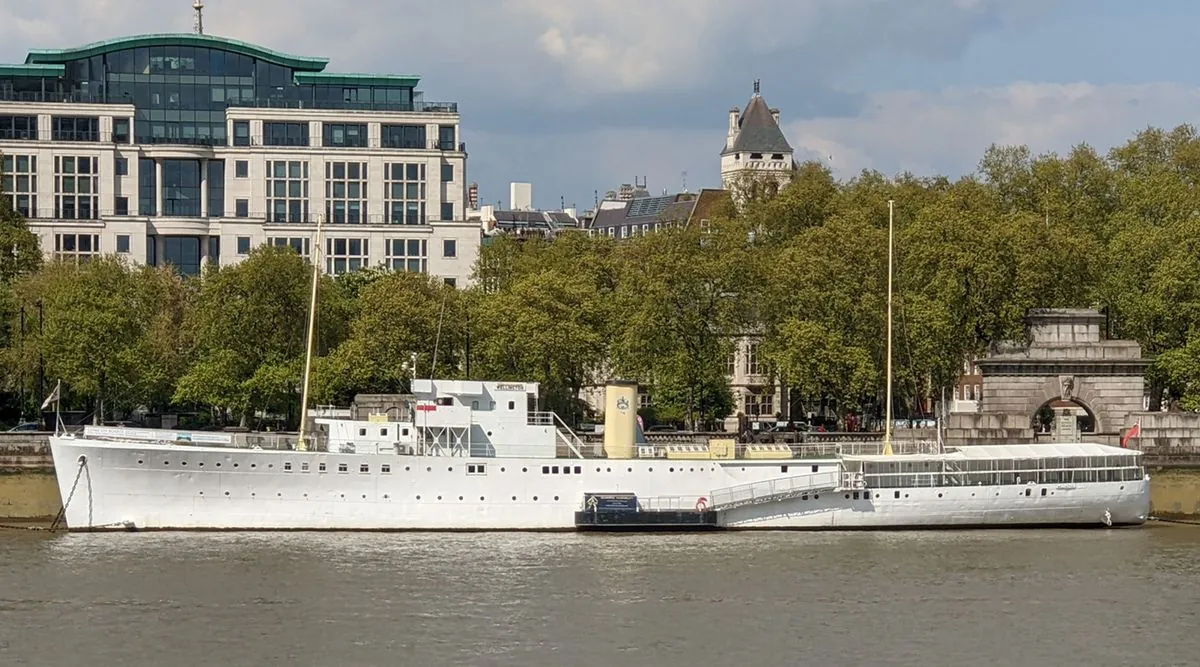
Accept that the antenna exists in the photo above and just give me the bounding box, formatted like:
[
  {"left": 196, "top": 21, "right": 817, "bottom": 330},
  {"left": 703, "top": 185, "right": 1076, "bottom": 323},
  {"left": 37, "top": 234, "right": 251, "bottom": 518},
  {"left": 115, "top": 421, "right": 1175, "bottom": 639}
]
[
  {"left": 193, "top": 0, "right": 205, "bottom": 35},
  {"left": 884, "top": 200, "right": 895, "bottom": 457}
]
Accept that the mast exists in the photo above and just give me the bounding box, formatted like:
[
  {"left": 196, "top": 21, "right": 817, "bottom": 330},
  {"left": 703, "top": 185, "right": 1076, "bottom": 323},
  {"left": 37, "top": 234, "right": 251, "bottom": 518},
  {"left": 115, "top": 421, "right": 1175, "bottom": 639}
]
[
  {"left": 883, "top": 200, "right": 895, "bottom": 457},
  {"left": 297, "top": 215, "right": 324, "bottom": 452}
]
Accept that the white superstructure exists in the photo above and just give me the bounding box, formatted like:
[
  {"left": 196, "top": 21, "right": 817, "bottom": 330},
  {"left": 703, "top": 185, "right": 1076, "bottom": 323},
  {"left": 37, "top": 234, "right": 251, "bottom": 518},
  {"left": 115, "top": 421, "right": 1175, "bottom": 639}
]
[{"left": 47, "top": 380, "right": 1150, "bottom": 531}]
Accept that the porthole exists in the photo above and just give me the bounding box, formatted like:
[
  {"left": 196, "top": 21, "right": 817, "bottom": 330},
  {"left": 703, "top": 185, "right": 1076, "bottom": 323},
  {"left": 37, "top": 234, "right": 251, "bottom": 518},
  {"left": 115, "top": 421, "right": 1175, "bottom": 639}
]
[
  {"left": 905, "top": 494, "right": 910, "bottom": 498},
  {"left": 937, "top": 493, "right": 943, "bottom": 498},
  {"left": 458, "top": 496, "right": 463, "bottom": 501},
  {"left": 426, "top": 466, "right": 432, "bottom": 472},
  {"left": 181, "top": 461, "right": 188, "bottom": 466},
  {"left": 137, "top": 459, "right": 144, "bottom": 464},
  {"left": 163, "top": 461, "right": 169, "bottom": 465},
  {"left": 233, "top": 463, "right": 239, "bottom": 468},
  {"left": 971, "top": 493, "right": 975, "bottom": 497},
  {"left": 627, "top": 467, "right": 633, "bottom": 472},
  {"left": 437, "top": 495, "right": 442, "bottom": 500},
  {"left": 533, "top": 496, "right": 538, "bottom": 501},
  {"left": 251, "top": 492, "right": 256, "bottom": 497},
  {"left": 501, "top": 467, "right": 506, "bottom": 472},
  {"left": 512, "top": 496, "right": 517, "bottom": 501},
  {"left": 277, "top": 493, "right": 282, "bottom": 497},
  {"left": 522, "top": 467, "right": 528, "bottom": 472},
  {"left": 689, "top": 468, "right": 695, "bottom": 473},
  {"left": 649, "top": 468, "right": 654, "bottom": 472},
  {"left": 596, "top": 467, "right": 601, "bottom": 472},
  {"left": 198, "top": 462, "right": 204, "bottom": 467},
  {"left": 606, "top": 467, "right": 612, "bottom": 472},
  {"left": 405, "top": 466, "right": 411, "bottom": 471},
  {"left": 224, "top": 491, "right": 229, "bottom": 496},
  {"left": 844, "top": 493, "right": 850, "bottom": 500},
  {"left": 250, "top": 463, "right": 256, "bottom": 469},
  {"left": 215, "top": 462, "right": 222, "bottom": 467},
  {"left": 383, "top": 494, "right": 389, "bottom": 499},
  {"left": 814, "top": 494, "right": 820, "bottom": 500},
  {"left": 416, "top": 495, "right": 422, "bottom": 500},
  {"left": 554, "top": 495, "right": 559, "bottom": 501},
  {"left": 448, "top": 467, "right": 453, "bottom": 472},
  {"left": 486, "top": 431, "right": 492, "bottom": 436},
  {"left": 198, "top": 491, "right": 203, "bottom": 496},
  {"left": 361, "top": 494, "right": 366, "bottom": 499},
  {"left": 480, "top": 496, "right": 485, "bottom": 501},
  {"left": 669, "top": 467, "right": 675, "bottom": 473},
  {"left": 303, "top": 493, "right": 308, "bottom": 497},
  {"left": 340, "top": 494, "right": 344, "bottom": 498},
  {"left": 267, "top": 464, "right": 272, "bottom": 469}
]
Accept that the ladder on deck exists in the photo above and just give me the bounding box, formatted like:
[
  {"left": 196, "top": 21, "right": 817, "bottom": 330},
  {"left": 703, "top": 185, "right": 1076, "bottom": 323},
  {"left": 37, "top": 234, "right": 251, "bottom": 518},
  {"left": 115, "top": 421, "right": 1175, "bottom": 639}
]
[{"left": 708, "top": 471, "right": 840, "bottom": 511}]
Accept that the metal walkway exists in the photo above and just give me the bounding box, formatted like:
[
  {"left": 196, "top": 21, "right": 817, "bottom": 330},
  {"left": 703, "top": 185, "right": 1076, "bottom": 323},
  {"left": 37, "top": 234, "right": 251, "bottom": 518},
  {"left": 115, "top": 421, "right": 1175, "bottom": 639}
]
[{"left": 709, "top": 471, "right": 840, "bottom": 511}]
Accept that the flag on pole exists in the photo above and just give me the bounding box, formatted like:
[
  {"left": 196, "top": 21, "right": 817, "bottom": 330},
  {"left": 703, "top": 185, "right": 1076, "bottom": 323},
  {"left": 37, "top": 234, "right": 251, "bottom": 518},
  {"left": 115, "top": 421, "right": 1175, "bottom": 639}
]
[
  {"left": 40, "top": 380, "right": 60, "bottom": 411},
  {"left": 1120, "top": 420, "right": 1141, "bottom": 448}
]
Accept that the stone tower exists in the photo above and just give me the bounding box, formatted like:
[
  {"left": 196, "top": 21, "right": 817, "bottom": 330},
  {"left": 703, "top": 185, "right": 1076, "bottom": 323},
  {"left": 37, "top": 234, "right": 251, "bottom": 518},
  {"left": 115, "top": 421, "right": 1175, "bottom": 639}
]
[{"left": 720, "top": 80, "right": 796, "bottom": 192}]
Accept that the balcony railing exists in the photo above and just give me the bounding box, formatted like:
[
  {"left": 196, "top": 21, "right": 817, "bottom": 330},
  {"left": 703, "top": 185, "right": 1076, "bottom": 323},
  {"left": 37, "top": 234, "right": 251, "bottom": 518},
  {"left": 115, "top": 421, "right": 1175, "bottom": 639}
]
[
  {"left": 14, "top": 209, "right": 458, "bottom": 226},
  {"left": 232, "top": 135, "right": 464, "bottom": 151},
  {"left": 0, "top": 89, "right": 458, "bottom": 114}
]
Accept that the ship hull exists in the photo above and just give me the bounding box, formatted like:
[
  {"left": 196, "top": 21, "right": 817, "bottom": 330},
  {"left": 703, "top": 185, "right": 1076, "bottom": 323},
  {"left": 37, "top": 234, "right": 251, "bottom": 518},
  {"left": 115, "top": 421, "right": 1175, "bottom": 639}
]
[{"left": 49, "top": 437, "right": 1149, "bottom": 531}]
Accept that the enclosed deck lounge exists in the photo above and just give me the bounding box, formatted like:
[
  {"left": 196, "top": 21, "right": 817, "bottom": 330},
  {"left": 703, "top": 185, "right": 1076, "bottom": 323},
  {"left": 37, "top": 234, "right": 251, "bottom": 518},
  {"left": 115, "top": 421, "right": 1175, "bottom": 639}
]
[{"left": 846, "top": 443, "right": 1144, "bottom": 489}]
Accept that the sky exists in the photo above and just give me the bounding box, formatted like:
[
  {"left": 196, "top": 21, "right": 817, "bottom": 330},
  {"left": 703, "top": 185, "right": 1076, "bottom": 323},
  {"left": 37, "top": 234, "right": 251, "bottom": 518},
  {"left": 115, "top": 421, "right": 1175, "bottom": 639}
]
[{"left": 2, "top": 0, "right": 1199, "bottom": 211}]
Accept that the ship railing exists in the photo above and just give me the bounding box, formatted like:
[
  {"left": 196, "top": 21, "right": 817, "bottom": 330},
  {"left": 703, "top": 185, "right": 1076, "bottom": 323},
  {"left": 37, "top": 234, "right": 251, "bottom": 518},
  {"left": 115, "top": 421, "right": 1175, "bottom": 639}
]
[
  {"left": 709, "top": 470, "right": 840, "bottom": 510},
  {"left": 638, "top": 496, "right": 701, "bottom": 512},
  {"left": 529, "top": 412, "right": 586, "bottom": 459},
  {"left": 788, "top": 440, "right": 942, "bottom": 458}
]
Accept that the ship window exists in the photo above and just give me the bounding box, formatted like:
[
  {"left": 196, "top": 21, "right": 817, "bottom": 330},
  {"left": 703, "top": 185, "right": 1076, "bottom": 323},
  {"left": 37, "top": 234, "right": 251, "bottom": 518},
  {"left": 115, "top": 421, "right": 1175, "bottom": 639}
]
[
  {"left": 358, "top": 428, "right": 367, "bottom": 436},
  {"left": 283, "top": 462, "right": 292, "bottom": 472},
  {"left": 562, "top": 467, "right": 570, "bottom": 475},
  {"left": 1041, "top": 488, "right": 1047, "bottom": 496},
  {"left": 542, "top": 466, "right": 549, "bottom": 474},
  {"left": 781, "top": 465, "right": 788, "bottom": 473},
  {"left": 301, "top": 462, "right": 309, "bottom": 472},
  {"left": 381, "top": 464, "right": 391, "bottom": 473},
  {"left": 467, "top": 464, "right": 486, "bottom": 475},
  {"left": 894, "top": 491, "right": 900, "bottom": 499},
  {"left": 338, "top": 463, "right": 348, "bottom": 473},
  {"left": 1025, "top": 488, "right": 1031, "bottom": 497},
  {"left": 380, "top": 428, "right": 388, "bottom": 436},
  {"left": 472, "top": 401, "right": 479, "bottom": 409},
  {"left": 852, "top": 491, "right": 859, "bottom": 499},
  {"left": 402, "top": 428, "right": 409, "bottom": 436},
  {"left": 360, "top": 464, "right": 369, "bottom": 473},
  {"left": 508, "top": 401, "right": 515, "bottom": 410},
  {"left": 318, "top": 462, "right": 327, "bottom": 472},
  {"left": 811, "top": 465, "right": 818, "bottom": 473},
  {"left": 552, "top": 466, "right": 560, "bottom": 474},
  {"left": 574, "top": 466, "right": 582, "bottom": 474}
]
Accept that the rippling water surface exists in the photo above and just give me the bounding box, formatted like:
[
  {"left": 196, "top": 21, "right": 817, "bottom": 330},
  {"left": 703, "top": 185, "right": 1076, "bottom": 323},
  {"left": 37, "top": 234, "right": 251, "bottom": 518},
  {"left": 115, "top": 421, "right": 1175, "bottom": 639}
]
[{"left": 2, "top": 526, "right": 1199, "bottom": 666}]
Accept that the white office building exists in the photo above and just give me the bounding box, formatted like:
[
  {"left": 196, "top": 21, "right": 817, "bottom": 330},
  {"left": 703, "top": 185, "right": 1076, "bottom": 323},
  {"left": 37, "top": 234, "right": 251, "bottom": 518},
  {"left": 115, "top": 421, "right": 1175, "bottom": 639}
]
[{"left": 0, "top": 31, "right": 478, "bottom": 285}]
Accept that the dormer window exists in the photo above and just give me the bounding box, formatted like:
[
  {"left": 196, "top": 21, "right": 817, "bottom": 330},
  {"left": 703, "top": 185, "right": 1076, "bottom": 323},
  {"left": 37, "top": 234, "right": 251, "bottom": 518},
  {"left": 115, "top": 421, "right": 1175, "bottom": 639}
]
[
  {"left": 772, "top": 153, "right": 784, "bottom": 160},
  {"left": 750, "top": 153, "right": 763, "bottom": 159}
]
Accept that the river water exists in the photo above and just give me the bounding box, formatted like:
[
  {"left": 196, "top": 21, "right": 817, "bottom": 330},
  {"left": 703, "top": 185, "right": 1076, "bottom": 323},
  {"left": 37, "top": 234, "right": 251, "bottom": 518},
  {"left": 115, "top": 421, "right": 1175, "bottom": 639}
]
[{"left": 2, "top": 525, "right": 1199, "bottom": 666}]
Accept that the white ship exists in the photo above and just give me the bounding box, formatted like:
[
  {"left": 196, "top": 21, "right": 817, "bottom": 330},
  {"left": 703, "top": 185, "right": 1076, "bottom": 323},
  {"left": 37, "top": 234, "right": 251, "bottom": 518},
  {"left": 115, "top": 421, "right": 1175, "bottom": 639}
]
[
  {"left": 47, "top": 378, "right": 1149, "bottom": 531},
  {"left": 45, "top": 203, "right": 1150, "bottom": 531}
]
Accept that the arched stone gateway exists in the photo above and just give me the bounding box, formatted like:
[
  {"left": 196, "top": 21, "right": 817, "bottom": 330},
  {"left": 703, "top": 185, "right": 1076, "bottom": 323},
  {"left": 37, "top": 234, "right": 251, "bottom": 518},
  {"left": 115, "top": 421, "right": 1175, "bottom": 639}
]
[{"left": 946, "top": 309, "right": 1151, "bottom": 446}]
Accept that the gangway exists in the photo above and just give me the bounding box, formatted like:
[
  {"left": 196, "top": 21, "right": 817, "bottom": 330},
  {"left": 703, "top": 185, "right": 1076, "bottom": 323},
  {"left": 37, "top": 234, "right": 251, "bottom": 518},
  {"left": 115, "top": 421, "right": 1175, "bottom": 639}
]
[{"left": 708, "top": 470, "right": 840, "bottom": 511}]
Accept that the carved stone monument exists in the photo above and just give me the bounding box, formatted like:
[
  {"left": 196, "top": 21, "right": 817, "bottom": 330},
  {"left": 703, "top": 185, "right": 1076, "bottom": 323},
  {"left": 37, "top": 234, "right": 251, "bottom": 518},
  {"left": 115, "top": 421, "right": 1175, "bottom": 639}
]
[{"left": 946, "top": 309, "right": 1152, "bottom": 446}]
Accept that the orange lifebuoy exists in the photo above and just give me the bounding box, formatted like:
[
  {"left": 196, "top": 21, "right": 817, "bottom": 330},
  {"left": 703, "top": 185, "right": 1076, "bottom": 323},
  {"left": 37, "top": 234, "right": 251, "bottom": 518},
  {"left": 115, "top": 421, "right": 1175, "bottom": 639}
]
[{"left": 695, "top": 497, "right": 708, "bottom": 512}]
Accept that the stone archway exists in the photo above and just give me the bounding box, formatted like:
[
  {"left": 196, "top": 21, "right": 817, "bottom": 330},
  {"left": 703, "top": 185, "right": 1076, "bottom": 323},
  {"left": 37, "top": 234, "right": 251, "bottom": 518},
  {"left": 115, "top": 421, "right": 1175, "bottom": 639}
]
[
  {"left": 1031, "top": 397, "right": 1096, "bottom": 440},
  {"left": 1029, "top": 375, "right": 1105, "bottom": 434}
]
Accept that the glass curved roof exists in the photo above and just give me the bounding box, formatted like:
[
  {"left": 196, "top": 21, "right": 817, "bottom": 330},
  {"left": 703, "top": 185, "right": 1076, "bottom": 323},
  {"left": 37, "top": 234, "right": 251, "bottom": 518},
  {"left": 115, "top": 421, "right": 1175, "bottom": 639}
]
[{"left": 24, "top": 33, "right": 330, "bottom": 72}]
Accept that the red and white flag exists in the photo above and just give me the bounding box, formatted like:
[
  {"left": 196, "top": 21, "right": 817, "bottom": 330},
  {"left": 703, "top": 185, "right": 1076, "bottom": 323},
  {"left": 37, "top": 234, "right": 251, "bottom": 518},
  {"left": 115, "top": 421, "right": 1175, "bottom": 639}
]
[{"left": 1120, "top": 421, "right": 1141, "bottom": 448}]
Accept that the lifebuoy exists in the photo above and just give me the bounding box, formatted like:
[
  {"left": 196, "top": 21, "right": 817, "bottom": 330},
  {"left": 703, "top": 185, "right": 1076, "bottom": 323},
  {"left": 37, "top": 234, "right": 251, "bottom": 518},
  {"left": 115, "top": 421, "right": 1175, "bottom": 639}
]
[{"left": 695, "top": 497, "right": 708, "bottom": 512}]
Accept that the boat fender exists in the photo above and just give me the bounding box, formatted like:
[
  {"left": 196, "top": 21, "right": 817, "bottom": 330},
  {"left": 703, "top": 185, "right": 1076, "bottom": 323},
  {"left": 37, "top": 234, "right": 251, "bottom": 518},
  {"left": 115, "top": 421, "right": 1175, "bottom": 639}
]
[{"left": 695, "top": 497, "right": 708, "bottom": 512}]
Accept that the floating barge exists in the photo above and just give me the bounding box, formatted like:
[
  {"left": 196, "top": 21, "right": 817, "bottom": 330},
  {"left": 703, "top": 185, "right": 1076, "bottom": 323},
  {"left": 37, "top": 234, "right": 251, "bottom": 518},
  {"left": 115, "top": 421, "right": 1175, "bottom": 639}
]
[{"left": 574, "top": 492, "right": 720, "bottom": 531}]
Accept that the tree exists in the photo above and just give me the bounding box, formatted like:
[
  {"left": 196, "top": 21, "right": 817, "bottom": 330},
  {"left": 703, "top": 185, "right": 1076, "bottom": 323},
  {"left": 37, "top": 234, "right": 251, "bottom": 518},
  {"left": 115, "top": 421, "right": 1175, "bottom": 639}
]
[
  {"left": 174, "top": 247, "right": 350, "bottom": 426},
  {"left": 9, "top": 258, "right": 177, "bottom": 422}
]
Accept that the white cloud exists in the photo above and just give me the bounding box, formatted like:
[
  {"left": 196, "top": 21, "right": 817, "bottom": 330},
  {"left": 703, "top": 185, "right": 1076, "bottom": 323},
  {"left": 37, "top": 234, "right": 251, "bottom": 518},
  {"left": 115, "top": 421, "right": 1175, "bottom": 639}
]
[{"left": 786, "top": 82, "right": 1200, "bottom": 179}]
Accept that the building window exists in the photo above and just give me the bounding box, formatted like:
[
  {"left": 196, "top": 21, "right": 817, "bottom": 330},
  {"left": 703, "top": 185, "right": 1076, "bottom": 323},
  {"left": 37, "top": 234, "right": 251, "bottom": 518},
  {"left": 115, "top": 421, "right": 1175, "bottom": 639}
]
[
  {"left": 745, "top": 389, "right": 774, "bottom": 417},
  {"left": 267, "top": 160, "right": 308, "bottom": 223},
  {"left": 0, "top": 115, "right": 37, "bottom": 140},
  {"left": 381, "top": 124, "right": 425, "bottom": 149},
  {"left": 235, "top": 199, "right": 249, "bottom": 217},
  {"left": 325, "top": 237, "right": 368, "bottom": 275},
  {"left": 236, "top": 236, "right": 250, "bottom": 255},
  {"left": 113, "top": 118, "right": 131, "bottom": 144},
  {"left": 323, "top": 123, "right": 367, "bottom": 148},
  {"left": 443, "top": 239, "right": 457, "bottom": 258},
  {"left": 726, "top": 349, "right": 737, "bottom": 377},
  {"left": 268, "top": 236, "right": 311, "bottom": 258},
  {"left": 54, "top": 233, "right": 100, "bottom": 262},
  {"left": 232, "top": 121, "right": 250, "bottom": 147},
  {"left": 263, "top": 121, "right": 308, "bottom": 147},
  {"left": 440, "top": 202, "right": 454, "bottom": 221},
  {"left": 438, "top": 125, "right": 455, "bottom": 150},
  {"left": 208, "top": 236, "right": 220, "bottom": 263},
  {"left": 385, "top": 238, "right": 426, "bottom": 273},
  {"left": 385, "top": 163, "right": 425, "bottom": 224},
  {"left": 745, "top": 342, "right": 764, "bottom": 376},
  {"left": 115, "top": 157, "right": 129, "bottom": 176},
  {"left": 444, "top": 277, "right": 456, "bottom": 288},
  {"left": 54, "top": 156, "right": 99, "bottom": 220},
  {"left": 162, "top": 159, "right": 202, "bottom": 217},
  {"left": 52, "top": 116, "right": 100, "bottom": 142},
  {"left": 234, "top": 160, "right": 248, "bottom": 178},
  {"left": 114, "top": 196, "right": 129, "bottom": 216},
  {"left": 1, "top": 154, "right": 37, "bottom": 218},
  {"left": 441, "top": 163, "right": 454, "bottom": 182},
  {"left": 116, "top": 234, "right": 130, "bottom": 253},
  {"left": 207, "top": 160, "right": 225, "bottom": 218},
  {"left": 138, "top": 158, "right": 156, "bottom": 216},
  {"left": 325, "top": 161, "right": 367, "bottom": 224}
]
